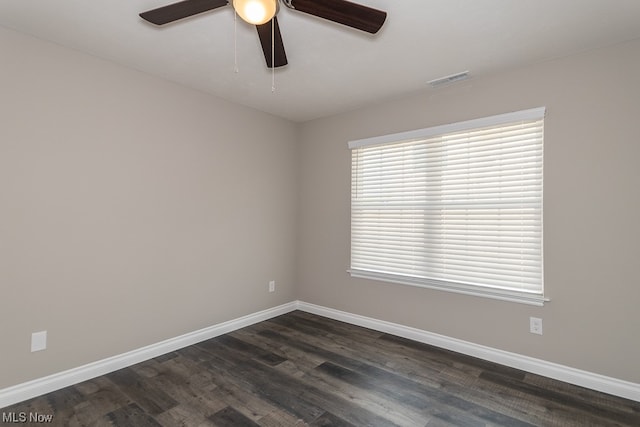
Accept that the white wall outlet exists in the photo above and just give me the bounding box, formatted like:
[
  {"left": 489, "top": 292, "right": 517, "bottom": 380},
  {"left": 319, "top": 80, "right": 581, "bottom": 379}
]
[
  {"left": 31, "top": 331, "right": 47, "bottom": 352},
  {"left": 529, "top": 317, "right": 543, "bottom": 335},
  {"left": 269, "top": 280, "right": 275, "bottom": 293}
]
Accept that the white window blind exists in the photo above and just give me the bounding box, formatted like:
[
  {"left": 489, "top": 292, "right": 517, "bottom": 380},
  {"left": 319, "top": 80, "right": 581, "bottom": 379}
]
[{"left": 349, "top": 108, "right": 546, "bottom": 305}]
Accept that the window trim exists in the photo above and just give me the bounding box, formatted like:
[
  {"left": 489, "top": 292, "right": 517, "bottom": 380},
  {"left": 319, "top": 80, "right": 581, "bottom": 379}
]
[
  {"left": 348, "top": 269, "right": 549, "bottom": 306},
  {"left": 348, "top": 107, "right": 548, "bottom": 306},
  {"left": 348, "top": 107, "right": 546, "bottom": 150}
]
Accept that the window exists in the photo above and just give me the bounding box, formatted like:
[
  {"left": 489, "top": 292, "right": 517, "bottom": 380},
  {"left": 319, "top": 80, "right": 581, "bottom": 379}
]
[{"left": 348, "top": 108, "right": 546, "bottom": 305}]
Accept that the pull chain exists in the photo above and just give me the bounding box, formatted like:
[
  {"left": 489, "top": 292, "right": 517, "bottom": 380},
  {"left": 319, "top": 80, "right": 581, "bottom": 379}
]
[
  {"left": 233, "top": 10, "right": 276, "bottom": 92},
  {"left": 233, "top": 10, "right": 239, "bottom": 73},
  {"left": 271, "top": 17, "right": 275, "bottom": 92}
]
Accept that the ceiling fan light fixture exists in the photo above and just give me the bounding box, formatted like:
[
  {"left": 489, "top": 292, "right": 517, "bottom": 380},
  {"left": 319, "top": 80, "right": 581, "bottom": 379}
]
[{"left": 233, "top": 0, "right": 277, "bottom": 25}]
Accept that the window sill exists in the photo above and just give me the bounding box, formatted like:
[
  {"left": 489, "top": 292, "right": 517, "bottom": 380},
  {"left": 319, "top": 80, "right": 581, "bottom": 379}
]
[{"left": 348, "top": 269, "right": 549, "bottom": 306}]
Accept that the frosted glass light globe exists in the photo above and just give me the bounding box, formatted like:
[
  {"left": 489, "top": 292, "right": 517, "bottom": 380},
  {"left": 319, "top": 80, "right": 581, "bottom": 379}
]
[{"left": 233, "top": 0, "right": 276, "bottom": 25}]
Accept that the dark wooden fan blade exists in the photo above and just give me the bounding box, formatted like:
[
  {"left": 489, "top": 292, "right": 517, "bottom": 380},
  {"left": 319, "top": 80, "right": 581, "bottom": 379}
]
[
  {"left": 256, "top": 17, "right": 288, "bottom": 68},
  {"left": 290, "top": 0, "right": 386, "bottom": 34},
  {"left": 140, "top": 0, "right": 228, "bottom": 25}
]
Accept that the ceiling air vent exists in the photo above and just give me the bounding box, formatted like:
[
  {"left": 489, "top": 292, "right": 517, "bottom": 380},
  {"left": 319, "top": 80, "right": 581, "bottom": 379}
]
[{"left": 428, "top": 71, "right": 470, "bottom": 88}]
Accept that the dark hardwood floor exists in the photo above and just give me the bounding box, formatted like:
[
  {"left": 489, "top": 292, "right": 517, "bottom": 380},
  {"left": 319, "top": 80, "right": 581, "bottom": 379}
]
[{"left": 3, "top": 311, "right": 640, "bottom": 426}]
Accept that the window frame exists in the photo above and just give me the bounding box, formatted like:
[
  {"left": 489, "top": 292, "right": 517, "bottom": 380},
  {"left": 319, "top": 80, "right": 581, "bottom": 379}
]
[{"left": 348, "top": 108, "right": 548, "bottom": 306}]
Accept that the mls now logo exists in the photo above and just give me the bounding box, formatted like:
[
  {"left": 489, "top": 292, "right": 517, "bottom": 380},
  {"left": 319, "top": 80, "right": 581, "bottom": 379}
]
[{"left": 2, "top": 412, "right": 54, "bottom": 423}]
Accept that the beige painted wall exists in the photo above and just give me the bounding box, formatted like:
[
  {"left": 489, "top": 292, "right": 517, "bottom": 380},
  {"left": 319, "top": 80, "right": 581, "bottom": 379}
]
[
  {"left": 296, "top": 38, "right": 640, "bottom": 383},
  {"left": 0, "top": 27, "right": 297, "bottom": 389}
]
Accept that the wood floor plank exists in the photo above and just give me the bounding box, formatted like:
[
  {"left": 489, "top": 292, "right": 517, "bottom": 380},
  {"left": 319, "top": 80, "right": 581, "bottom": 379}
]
[
  {"left": 302, "top": 361, "right": 433, "bottom": 426},
  {"left": 479, "top": 369, "right": 639, "bottom": 426},
  {"left": 107, "top": 367, "right": 178, "bottom": 415},
  {"left": 175, "top": 348, "right": 280, "bottom": 422},
  {"left": 5, "top": 311, "right": 640, "bottom": 427},
  {"left": 68, "top": 381, "right": 132, "bottom": 426},
  {"left": 147, "top": 369, "right": 227, "bottom": 419},
  {"left": 208, "top": 406, "right": 261, "bottom": 427},
  {"left": 309, "top": 411, "right": 356, "bottom": 426},
  {"left": 200, "top": 335, "right": 401, "bottom": 427},
  {"left": 265, "top": 314, "right": 463, "bottom": 392},
  {"left": 255, "top": 327, "right": 536, "bottom": 426},
  {"left": 178, "top": 346, "right": 295, "bottom": 423},
  {"left": 256, "top": 409, "right": 309, "bottom": 426},
  {"left": 231, "top": 327, "right": 327, "bottom": 372},
  {"left": 524, "top": 370, "right": 640, "bottom": 414},
  {"left": 265, "top": 332, "right": 529, "bottom": 426},
  {"left": 206, "top": 376, "right": 280, "bottom": 422},
  {"left": 268, "top": 317, "right": 450, "bottom": 391},
  {"left": 105, "top": 403, "right": 163, "bottom": 427},
  {"left": 155, "top": 404, "right": 210, "bottom": 427}
]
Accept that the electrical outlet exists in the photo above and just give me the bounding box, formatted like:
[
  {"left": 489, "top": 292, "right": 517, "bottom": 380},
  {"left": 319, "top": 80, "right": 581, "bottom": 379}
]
[
  {"left": 31, "top": 331, "right": 47, "bottom": 352},
  {"left": 529, "top": 317, "right": 543, "bottom": 335},
  {"left": 269, "top": 280, "right": 275, "bottom": 293}
]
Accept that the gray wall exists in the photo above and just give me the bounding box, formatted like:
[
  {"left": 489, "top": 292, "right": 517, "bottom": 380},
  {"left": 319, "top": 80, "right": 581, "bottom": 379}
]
[
  {"left": 0, "top": 27, "right": 297, "bottom": 389},
  {"left": 296, "top": 38, "right": 640, "bottom": 383}
]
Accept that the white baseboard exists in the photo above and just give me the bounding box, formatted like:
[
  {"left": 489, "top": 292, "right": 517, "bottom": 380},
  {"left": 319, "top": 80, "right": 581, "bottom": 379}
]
[
  {"left": 296, "top": 301, "right": 640, "bottom": 402},
  {"left": 0, "top": 302, "right": 298, "bottom": 409},
  {"left": 2, "top": 299, "right": 638, "bottom": 409}
]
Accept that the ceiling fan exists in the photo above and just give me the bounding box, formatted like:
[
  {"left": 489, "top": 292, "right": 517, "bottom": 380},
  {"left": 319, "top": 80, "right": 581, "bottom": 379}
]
[{"left": 139, "top": 0, "right": 387, "bottom": 68}]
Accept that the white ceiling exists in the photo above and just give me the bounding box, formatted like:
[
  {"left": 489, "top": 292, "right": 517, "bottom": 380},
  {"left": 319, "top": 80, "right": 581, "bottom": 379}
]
[{"left": 2, "top": 1, "right": 640, "bottom": 122}]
